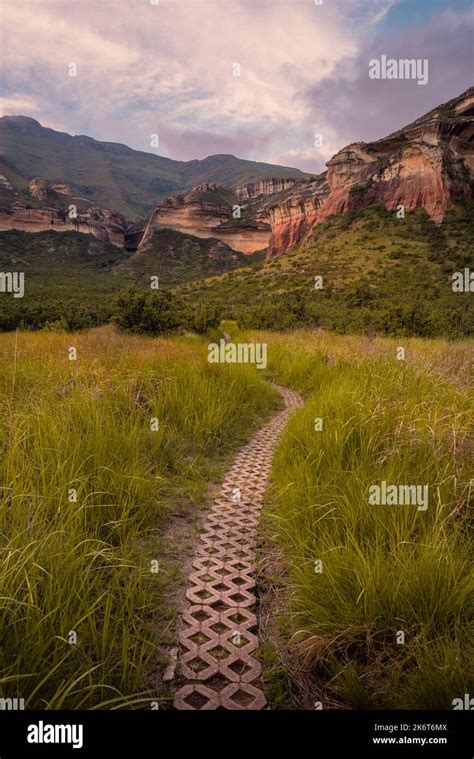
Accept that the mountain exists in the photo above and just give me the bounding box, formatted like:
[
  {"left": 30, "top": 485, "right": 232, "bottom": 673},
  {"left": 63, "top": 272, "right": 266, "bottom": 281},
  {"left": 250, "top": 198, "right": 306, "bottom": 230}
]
[
  {"left": 265, "top": 87, "right": 474, "bottom": 257},
  {"left": 0, "top": 116, "right": 310, "bottom": 219},
  {"left": 176, "top": 199, "right": 474, "bottom": 337},
  {"left": 3, "top": 88, "right": 472, "bottom": 260},
  {"left": 130, "top": 87, "right": 473, "bottom": 262},
  {"left": 0, "top": 88, "right": 472, "bottom": 337},
  {"left": 135, "top": 182, "right": 271, "bottom": 255},
  {"left": 170, "top": 87, "right": 474, "bottom": 337}
]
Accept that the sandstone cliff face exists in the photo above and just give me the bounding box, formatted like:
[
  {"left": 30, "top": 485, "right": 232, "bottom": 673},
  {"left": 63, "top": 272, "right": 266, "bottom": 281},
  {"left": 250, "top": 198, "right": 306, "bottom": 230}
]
[
  {"left": 29, "top": 177, "right": 74, "bottom": 200},
  {"left": 267, "top": 175, "right": 329, "bottom": 257},
  {"left": 0, "top": 201, "right": 126, "bottom": 247},
  {"left": 28, "top": 178, "right": 49, "bottom": 200},
  {"left": 266, "top": 87, "right": 474, "bottom": 258},
  {"left": 137, "top": 183, "right": 271, "bottom": 254},
  {"left": 0, "top": 177, "right": 128, "bottom": 247},
  {"left": 234, "top": 177, "right": 300, "bottom": 201}
]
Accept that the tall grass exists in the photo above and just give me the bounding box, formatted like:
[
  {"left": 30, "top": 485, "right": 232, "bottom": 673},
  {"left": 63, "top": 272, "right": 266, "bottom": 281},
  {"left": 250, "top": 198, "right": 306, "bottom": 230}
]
[
  {"left": 0, "top": 326, "right": 276, "bottom": 708},
  {"left": 257, "top": 330, "right": 473, "bottom": 709}
]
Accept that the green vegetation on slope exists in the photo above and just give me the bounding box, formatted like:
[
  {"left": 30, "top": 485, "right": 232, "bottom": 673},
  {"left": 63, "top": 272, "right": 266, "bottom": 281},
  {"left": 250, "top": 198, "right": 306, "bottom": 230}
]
[
  {"left": 178, "top": 202, "right": 474, "bottom": 338},
  {"left": 0, "top": 228, "right": 263, "bottom": 331},
  {"left": 125, "top": 228, "right": 265, "bottom": 287},
  {"left": 0, "top": 231, "right": 133, "bottom": 330},
  {"left": 1, "top": 200, "right": 472, "bottom": 338}
]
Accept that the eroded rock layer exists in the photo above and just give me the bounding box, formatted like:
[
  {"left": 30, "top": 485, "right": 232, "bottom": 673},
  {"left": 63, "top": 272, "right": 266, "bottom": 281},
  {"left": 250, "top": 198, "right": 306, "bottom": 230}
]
[
  {"left": 0, "top": 202, "right": 126, "bottom": 248},
  {"left": 0, "top": 178, "right": 127, "bottom": 247},
  {"left": 137, "top": 183, "right": 271, "bottom": 254},
  {"left": 234, "top": 177, "right": 300, "bottom": 201},
  {"left": 266, "top": 87, "right": 474, "bottom": 257}
]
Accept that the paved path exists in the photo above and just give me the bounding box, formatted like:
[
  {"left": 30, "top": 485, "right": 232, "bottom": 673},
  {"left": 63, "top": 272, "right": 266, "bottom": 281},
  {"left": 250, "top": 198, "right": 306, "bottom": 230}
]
[{"left": 173, "top": 384, "right": 303, "bottom": 710}]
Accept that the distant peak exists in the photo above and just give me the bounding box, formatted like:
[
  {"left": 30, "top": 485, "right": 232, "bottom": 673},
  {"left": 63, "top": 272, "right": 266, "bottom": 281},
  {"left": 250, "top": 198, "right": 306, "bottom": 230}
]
[
  {"left": 202, "top": 154, "right": 237, "bottom": 161},
  {"left": 0, "top": 115, "right": 43, "bottom": 133},
  {"left": 75, "top": 134, "right": 97, "bottom": 144},
  {"left": 1, "top": 114, "right": 41, "bottom": 125}
]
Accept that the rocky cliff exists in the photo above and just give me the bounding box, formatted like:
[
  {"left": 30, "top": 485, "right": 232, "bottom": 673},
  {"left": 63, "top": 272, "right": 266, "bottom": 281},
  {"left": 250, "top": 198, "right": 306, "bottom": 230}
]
[
  {"left": 137, "top": 183, "right": 271, "bottom": 254},
  {"left": 2, "top": 88, "right": 471, "bottom": 262},
  {"left": 266, "top": 87, "right": 474, "bottom": 257},
  {"left": 234, "top": 177, "right": 300, "bottom": 201},
  {"left": 0, "top": 178, "right": 127, "bottom": 247}
]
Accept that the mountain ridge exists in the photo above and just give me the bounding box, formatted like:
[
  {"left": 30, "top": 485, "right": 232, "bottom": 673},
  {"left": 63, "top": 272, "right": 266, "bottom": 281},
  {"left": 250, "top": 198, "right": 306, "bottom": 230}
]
[
  {"left": 0, "top": 87, "right": 472, "bottom": 292},
  {"left": 0, "top": 115, "right": 311, "bottom": 219}
]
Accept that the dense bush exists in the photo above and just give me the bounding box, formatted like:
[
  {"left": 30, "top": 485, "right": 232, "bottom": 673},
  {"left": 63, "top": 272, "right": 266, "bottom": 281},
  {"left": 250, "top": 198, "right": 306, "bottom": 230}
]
[{"left": 112, "top": 287, "right": 220, "bottom": 335}]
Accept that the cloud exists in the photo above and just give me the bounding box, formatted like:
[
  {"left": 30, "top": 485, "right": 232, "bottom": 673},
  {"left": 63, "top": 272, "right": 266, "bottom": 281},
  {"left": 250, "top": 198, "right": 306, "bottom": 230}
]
[
  {"left": 302, "top": 6, "right": 474, "bottom": 153},
  {"left": 0, "top": 94, "right": 42, "bottom": 117},
  {"left": 0, "top": 0, "right": 470, "bottom": 172}
]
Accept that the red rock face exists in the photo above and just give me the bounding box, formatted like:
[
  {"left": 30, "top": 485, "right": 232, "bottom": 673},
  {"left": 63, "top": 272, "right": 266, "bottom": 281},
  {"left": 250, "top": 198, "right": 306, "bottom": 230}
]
[
  {"left": 266, "top": 176, "right": 328, "bottom": 257},
  {"left": 266, "top": 87, "right": 474, "bottom": 258}
]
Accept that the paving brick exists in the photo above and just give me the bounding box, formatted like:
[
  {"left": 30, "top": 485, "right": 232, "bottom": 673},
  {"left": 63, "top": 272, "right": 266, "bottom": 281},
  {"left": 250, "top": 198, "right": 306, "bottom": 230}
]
[{"left": 174, "top": 384, "right": 303, "bottom": 710}]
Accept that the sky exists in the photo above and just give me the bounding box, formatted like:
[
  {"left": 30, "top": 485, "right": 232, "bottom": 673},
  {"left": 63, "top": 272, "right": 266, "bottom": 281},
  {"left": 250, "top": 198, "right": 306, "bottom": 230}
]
[{"left": 0, "top": 0, "right": 472, "bottom": 173}]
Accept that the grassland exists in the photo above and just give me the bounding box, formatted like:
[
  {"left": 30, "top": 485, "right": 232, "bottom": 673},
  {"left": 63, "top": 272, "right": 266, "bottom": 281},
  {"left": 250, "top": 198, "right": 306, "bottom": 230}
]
[
  {"left": 0, "top": 325, "right": 276, "bottom": 708},
  {"left": 256, "top": 329, "right": 474, "bottom": 709},
  {"left": 0, "top": 322, "right": 472, "bottom": 711}
]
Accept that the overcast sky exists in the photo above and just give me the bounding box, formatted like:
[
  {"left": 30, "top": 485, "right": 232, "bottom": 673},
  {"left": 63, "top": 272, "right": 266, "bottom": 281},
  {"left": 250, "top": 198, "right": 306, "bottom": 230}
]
[{"left": 0, "top": 0, "right": 472, "bottom": 172}]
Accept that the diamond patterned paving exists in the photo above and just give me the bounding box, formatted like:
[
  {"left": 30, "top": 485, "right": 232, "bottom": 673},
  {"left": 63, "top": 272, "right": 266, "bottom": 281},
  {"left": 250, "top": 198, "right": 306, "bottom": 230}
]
[{"left": 173, "top": 384, "right": 303, "bottom": 710}]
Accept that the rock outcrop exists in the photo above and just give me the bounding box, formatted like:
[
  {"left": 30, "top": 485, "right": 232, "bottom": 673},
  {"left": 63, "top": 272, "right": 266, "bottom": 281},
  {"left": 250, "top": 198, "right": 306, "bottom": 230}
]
[
  {"left": 1, "top": 88, "right": 472, "bottom": 263},
  {"left": 0, "top": 177, "right": 130, "bottom": 247},
  {"left": 0, "top": 201, "right": 127, "bottom": 248},
  {"left": 266, "top": 174, "right": 329, "bottom": 258},
  {"left": 139, "top": 85, "right": 474, "bottom": 260},
  {"left": 234, "top": 177, "right": 300, "bottom": 201},
  {"left": 137, "top": 183, "right": 271, "bottom": 254},
  {"left": 28, "top": 178, "right": 49, "bottom": 201},
  {"left": 266, "top": 87, "right": 474, "bottom": 257},
  {"left": 28, "top": 177, "right": 74, "bottom": 201}
]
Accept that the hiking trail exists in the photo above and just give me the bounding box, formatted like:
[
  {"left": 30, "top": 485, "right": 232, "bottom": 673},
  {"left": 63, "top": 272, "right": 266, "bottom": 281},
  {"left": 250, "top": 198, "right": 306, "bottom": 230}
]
[{"left": 173, "top": 383, "right": 303, "bottom": 710}]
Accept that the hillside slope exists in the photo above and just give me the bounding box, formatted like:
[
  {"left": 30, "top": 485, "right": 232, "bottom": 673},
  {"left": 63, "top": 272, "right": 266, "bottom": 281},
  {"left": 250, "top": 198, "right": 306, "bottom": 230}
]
[
  {"left": 177, "top": 200, "right": 474, "bottom": 337},
  {"left": 0, "top": 116, "right": 310, "bottom": 219},
  {"left": 123, "top": 227, "right": 264, "bottom": 287}
]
